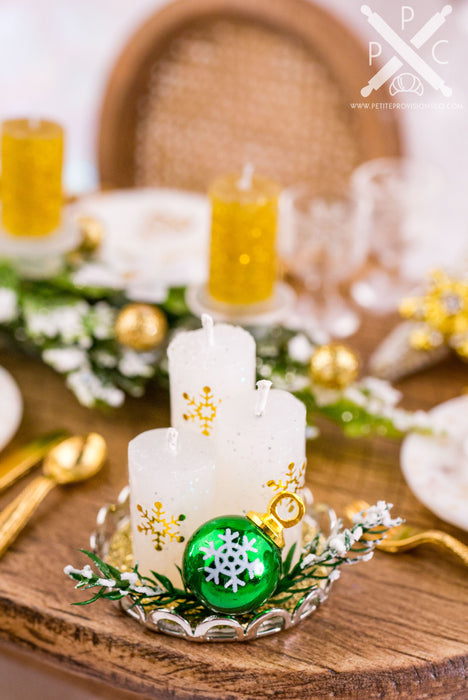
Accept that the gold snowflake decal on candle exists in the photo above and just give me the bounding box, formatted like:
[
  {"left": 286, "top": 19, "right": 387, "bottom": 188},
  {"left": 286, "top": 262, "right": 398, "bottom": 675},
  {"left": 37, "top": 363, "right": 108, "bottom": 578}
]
[
  {"left": 400, "top": 270, "right": 468, "bottom": 360},
  {"left": 137, "top": 501, "right": 186, "bottom": 551},
  {"left": 266, "top": 462, "right": 306, "bottom": 512},
  {"left": 182, "top": 386, "right": 221, "bottom": 436}
]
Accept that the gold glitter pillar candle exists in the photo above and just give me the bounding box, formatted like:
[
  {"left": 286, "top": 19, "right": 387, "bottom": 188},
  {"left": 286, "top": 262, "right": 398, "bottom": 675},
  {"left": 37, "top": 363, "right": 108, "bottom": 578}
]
[
  {"left": 1, "top": 119, "right": 64, "bottom": 237},
  {"left": 208, "top": 166, "right": 280, "bottom": 305}
]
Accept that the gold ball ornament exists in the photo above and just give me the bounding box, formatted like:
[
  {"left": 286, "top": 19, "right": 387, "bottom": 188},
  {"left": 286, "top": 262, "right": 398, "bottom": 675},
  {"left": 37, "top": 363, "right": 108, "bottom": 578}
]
[
  {"left": 309, "top": 343, "right": 360, "bottom": 390},
  {"left": 77, "top": 216, "right": 104, "bottom": 255},
  {"left": 115, "top": 304, "right": 168, "bottom": 351}
]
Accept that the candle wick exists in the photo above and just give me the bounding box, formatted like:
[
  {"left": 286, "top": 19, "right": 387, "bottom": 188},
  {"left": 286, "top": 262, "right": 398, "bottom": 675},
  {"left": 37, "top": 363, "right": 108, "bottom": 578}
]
[
  {"left": 255, "top": 380, "right": 272, "bottom": 416},
  {"left": 238, "top": 163, "right": 254, "bottom": 191},
  {"left": 167, "top": 428, "right": 179, "bottom": 453},
  {"left": 201, "top": 314, "right": 215, "bottom": 346}
]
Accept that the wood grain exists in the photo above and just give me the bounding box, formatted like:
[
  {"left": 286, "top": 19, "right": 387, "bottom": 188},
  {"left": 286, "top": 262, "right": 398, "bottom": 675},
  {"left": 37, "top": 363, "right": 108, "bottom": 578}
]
[{"left": 0, "top": 314, "right": 466, "bottom": 699}]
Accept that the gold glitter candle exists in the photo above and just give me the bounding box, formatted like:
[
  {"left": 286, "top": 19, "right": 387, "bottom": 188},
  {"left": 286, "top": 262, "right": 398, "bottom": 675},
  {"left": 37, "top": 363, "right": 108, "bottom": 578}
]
[
  {"left": 1, "top": 119, "right": 64, "bottom": 237},
  {"left": 208, "top": 170, "right": 280, "bottom": 305}
]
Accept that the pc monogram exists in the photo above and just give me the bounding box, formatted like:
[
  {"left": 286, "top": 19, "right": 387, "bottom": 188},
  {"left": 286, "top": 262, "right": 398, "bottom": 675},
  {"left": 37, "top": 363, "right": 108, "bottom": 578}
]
[{"left": 362, "top": 4, "right": 452, "bottom": 97}]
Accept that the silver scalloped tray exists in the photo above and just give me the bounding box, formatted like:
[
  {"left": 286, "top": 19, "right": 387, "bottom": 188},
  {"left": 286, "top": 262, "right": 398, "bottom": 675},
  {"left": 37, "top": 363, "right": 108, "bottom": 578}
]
[{"left": 90, "top": 486, "right": 336, "bottom": 642}]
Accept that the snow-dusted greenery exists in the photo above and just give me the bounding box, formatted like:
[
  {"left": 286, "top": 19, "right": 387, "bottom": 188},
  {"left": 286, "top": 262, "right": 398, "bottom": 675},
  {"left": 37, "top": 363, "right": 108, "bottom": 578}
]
[
  {"left": 0, "top": 259, "right": 439, "bottom": 437},
  {"left": 0, "top": 260, "right": 168, "bottom": 409},
  {"left": 65, "top": 550, "right": 202, "bottom": 613},
  {"left": 271, "top": 500, "right": 402, "bottom": 604},
  {"left": 65, "top": 501, "right": 402, "bottom": 615}
]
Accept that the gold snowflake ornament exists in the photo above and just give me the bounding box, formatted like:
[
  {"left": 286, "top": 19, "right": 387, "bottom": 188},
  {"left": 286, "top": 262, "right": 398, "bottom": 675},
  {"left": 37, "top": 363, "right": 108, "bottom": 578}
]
[
  {"left": 182, "top": 386, "right": 221, "bottom": 436},
  {"left": 137, "top": 501, "right": 186, "bottom": 551},
  {"left": 400, "top": 270, "right": 468, "bottom": 360}
]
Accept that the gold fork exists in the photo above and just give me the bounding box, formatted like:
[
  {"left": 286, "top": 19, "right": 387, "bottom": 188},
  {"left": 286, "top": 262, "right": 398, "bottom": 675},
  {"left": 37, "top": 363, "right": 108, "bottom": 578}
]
[{"left": 344, "top": 499, "right": 468, "bottom": 567}]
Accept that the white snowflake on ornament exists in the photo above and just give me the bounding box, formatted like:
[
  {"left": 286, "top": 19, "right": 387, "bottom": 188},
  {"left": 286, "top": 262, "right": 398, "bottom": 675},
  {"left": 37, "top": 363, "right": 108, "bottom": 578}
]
[{"left": 200, "top": 528, "right": 263, "bottom": 593}]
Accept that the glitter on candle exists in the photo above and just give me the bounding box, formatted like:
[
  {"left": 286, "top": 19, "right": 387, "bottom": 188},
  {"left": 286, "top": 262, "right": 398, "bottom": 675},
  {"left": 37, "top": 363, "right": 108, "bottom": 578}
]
[
  {"left": 255, "top": 380, "right": 272, "bottom": 416},
  {"left": 208, "top": 172, "right": 280, "bottom": 305},
  {"left": 1, "top": 118, "right": 64, "bottom": 237}
]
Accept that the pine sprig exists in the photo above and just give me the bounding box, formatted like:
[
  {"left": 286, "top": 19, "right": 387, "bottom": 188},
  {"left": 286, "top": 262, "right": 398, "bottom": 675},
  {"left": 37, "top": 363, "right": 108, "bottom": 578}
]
[{"left": 65, "top": 549, "right": 209, "bottom": 615}]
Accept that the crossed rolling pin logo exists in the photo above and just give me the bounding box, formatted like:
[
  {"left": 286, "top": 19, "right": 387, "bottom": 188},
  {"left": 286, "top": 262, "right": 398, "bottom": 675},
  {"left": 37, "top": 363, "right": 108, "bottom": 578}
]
[{"left": 361, "top": 5, "right": 452, "bottom": 98}]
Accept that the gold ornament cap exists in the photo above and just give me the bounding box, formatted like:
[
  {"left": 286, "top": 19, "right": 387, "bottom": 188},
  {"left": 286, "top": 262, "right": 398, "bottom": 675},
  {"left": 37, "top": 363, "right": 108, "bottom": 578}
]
[{"left": 247, "top": 491, "right": 305, "bottom": 549}]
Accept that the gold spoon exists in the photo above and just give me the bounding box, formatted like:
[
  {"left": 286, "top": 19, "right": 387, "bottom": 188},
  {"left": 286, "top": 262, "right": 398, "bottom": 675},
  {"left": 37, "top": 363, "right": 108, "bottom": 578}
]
[
  {"left": 0, "top": 430, "right": 70, "bottom": 494},
  {"left": 345, "top": 499, "right": 468, "bottom": 567},
  {"left": 0, "top": 433, "right": 107, "bottom": 559}
]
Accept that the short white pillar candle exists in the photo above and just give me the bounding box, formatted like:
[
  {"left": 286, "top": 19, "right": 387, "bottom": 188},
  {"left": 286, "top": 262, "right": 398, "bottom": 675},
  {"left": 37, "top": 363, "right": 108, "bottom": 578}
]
[
  {"left": 128, "top": 427, "right": 216, "bottom": 585},
  {"left": 214, "top": 380, "right": 307, "bottom": 558},
  {"left": 167, "top": 314, "right": 256, "bottom": 438}
]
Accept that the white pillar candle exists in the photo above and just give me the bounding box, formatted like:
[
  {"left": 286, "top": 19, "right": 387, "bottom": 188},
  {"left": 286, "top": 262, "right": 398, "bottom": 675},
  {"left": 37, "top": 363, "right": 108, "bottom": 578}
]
[
  {"left": 167, "top": 314, "right": 256, "bottom": 438},
  {"left": 214, "top": 381, "right": 307, "bottom": 558},
  {"left": 128, "top": 427, "right": 216, "bottom": 585}
]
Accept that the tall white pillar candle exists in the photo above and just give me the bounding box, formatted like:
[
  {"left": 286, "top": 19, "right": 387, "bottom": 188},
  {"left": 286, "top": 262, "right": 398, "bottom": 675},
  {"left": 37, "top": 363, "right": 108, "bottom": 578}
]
[
  {"left": 215, "top": 381, "right": 307, "bottom": 558},
  {"left": 168, "top": 314, "right": 256, "bottom": 438},
  {"left": 129, "top": 427, "right": 216, "bottom": 585}
]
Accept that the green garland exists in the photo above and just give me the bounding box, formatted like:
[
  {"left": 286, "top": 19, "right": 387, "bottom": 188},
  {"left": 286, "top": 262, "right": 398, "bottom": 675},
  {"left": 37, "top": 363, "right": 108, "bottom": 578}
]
[{"left": 0, "top": 258, "right": 437, "bottom": 437}]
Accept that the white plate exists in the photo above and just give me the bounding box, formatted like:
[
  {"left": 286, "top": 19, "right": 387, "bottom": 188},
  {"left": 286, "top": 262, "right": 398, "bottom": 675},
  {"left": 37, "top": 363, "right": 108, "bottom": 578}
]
[
  {"left": 401, "top": 395, "right": 468, "bottom": 531},
  {"left": 75, "top": 188, "right": 210, "bottom": 302},
  {"left": 0, "top": 366, "right": 23, "bottom": 451}
]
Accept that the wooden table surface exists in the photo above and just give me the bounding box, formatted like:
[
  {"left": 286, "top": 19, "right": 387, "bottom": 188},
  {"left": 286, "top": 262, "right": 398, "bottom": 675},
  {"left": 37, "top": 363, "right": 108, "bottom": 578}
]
[{"left": 0, "top": 315, "right": 466, "bottom": 700}]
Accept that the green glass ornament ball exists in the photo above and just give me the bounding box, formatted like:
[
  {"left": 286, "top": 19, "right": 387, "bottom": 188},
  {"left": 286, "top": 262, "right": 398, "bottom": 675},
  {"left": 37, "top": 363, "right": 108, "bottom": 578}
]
[{"left": 182, "top": 515, "right": 282, "bottom": 614}]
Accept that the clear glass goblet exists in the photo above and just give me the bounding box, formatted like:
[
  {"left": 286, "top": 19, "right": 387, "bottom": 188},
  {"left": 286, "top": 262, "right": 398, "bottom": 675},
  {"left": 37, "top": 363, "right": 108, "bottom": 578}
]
[
  {"left": 350, "top": 157, "right": 443, "bottom": 314},
  {"left": 281, "top": 183, "right": 369, "bottom": 339}
]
